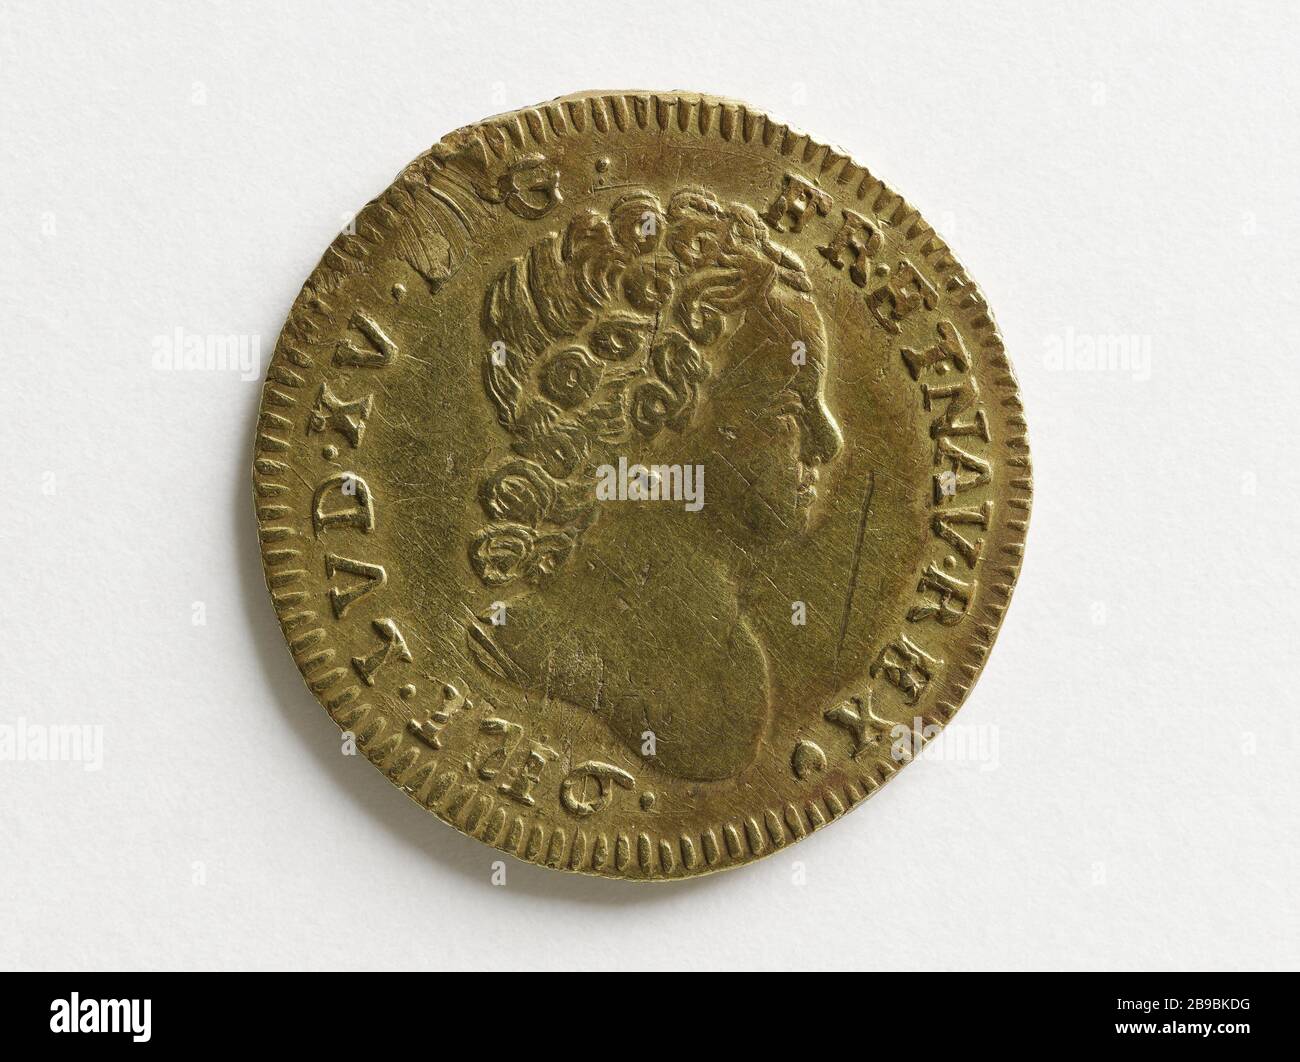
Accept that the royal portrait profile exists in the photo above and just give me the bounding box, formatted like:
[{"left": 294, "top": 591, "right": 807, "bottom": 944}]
[{"left": 466, "top": 187, "right": 843, "bottom": 780}]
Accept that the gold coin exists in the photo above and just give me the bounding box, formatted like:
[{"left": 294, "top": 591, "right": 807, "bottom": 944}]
[{"left": 252, "top": 90, "right": 1031, "bottom": 880}]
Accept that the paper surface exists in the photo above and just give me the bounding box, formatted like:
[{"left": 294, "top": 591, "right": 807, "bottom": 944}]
[{"left": 1, "top": 0, "right": 1296, "bottom": 971}]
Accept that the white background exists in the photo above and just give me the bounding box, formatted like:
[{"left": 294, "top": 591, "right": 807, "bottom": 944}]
[{"left": 2, "top": 0, "right": 1297, "bottom": 971}]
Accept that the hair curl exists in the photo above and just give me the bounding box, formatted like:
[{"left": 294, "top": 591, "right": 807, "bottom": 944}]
[{"left": 470, "top": 187, "right": 813, "bottom": 588}]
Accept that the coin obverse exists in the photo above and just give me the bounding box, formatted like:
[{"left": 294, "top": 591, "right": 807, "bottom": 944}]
[{"left": 252, "top": 90, "right": 1032, "bottom": 880}]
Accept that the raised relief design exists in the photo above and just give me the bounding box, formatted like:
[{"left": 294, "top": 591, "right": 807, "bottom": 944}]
[
  {"left": 406, "top": 683, "right": 469, "bottom": 750},
  {"left": 334, "top": 311, "right": 397, "bottom": 368},
  {"left": 308, "top": 383, "right": 373, "bottom": 448},
  {"left": 818, "top": 208, "right": 883, "bottom": 287},
  {"left": 435, "top": 140, "right": 563, "bottom": 222},
  {"left": 311, "top": 473, "right": 374, "bottom": 535},
  {"left": 465, "top": 188, "right": 844, "bottom": 781},
  {"left": 791, "top": 740, "right": 827, "bottom": 780},
  {"left": 253, "top": 92, "right": 1030, "bottom": 881},
  {"left": 823, "top": 691, "right": 892, "bottom": 760},
  {"left": 475, "top": 716, "right": 557, "bottom": 807},
  {"left": 764, "top": 173, "right": 830, "bottom": 233},
  {"left": 491, "top": 154, "right": 563, "bottom": 220},
  {"left": 323, "top": 553, "right": 386, "bottom": 619},
  {"left": 869, "top": 635, "right": 939, "bottom": 706},
  {"left": 350, "top": 617, "right": 411, "bottom": 686},
  {"left": 560, "top": 762, "right": 636, "bottom": 817}
]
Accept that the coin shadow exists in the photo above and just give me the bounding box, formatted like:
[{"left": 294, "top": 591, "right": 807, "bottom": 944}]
[{"left": 234, "top": 384, "right": 729, "bottom": 905}]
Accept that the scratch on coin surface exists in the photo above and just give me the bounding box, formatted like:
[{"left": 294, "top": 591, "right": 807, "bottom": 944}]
[{"left": 835, "top": 471, "right": 876, "bottom": 663}]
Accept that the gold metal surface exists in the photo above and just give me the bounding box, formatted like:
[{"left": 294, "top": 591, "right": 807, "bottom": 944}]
[{"left": 252, "top": 90, "right": 1031, "bottom": 880}]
